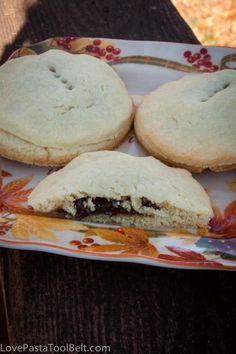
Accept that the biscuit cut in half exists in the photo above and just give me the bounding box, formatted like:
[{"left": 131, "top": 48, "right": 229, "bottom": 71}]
[
  {"left": 28, "top": 151, "right": 213, "bottom": 229},
  {"left": 135, "top": 70, "right": 236, "bottom": 172},
  {"left": 0, "top": 50, "right": 133, "bottom": 166}
]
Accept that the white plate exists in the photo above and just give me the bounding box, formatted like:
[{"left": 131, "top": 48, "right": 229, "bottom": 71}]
[{"left": 1, "top": 37, "right": 236, "bottom": 270}]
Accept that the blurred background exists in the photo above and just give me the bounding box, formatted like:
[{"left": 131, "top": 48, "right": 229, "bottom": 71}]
[
  {"left": 173, "top": 0, "right": 236, "bottom": 46},
  {"left": 0, "top": 0, "right": 235, "bottom": 61}
]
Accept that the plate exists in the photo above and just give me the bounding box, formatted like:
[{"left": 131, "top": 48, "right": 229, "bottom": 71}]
[{"left": 1, "top": 37, "right": 236, "bottom": 270}]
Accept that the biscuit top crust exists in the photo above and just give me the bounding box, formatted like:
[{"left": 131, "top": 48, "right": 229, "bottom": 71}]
[
  {"left": 135, "top": 70, "right": 236, "bottom": 165},
  {"left": 0, "top": 50, "right": 133, "bottom": 148},
  {"left": 28, "top": 151, "right": 213, "bottom": 218}
]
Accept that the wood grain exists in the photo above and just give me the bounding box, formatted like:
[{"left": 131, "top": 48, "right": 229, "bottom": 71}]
[
  {"left": 0, "top": 253, "right": 9, "bottom": 344},
  {"left": 3, "top": 250, "right": 236, "bottom": 353},
  {"left": 1, "top": 1, "right": 235, "bottom": 353}
]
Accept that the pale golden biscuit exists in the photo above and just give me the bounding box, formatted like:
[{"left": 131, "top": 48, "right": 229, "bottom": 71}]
[
  {"left": 0, "top": 50, "right": 133, "bottom": 166},
  {"left": 28, "top": 151, "right": 213, "bottom": 229},
  {"left": 135, "top": 70, "right": 236, "bottom": 172}
]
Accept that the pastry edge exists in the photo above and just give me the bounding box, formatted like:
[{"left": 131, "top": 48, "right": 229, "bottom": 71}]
[
  {"left": 134, "top": 115, "right": 236, "bottom": 173},
  {"left": 0, "top": 111, "right": 133, "bottom": 166}
]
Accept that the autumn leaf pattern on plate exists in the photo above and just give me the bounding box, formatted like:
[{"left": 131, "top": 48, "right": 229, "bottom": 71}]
[
  {"left": 0, "top": 218, "right": 11, "bottom": 236},
  {"left": 159, "top": 246, "right": 222, "bottom": 267},
  {"left": 1, "top": 38, "right": 236, "bottom": 270},
  {"left": 197, "top": 202, "right": 236, "bottom": 260},
  {"left": 80, "top": 227, "right": 159, "bottom": 257},
  {"left": 1, "top": 170, "right": 12, "bottom": 177},
  {"left": 228, "top": 181, "right": 236, "bottom": 192},
  {"left": 209, "top": 201, "right": 236, "bottom": 238},
  {"left": 0, "top": 175, "right": 33, "bottom": 213},
  {"left": 10, "top": 214, "right": 88, "bottom": 241}
]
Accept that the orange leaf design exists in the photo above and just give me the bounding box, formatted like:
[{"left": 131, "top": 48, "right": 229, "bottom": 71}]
[
  {"left": 159, "top": 246, "right": 222, "bottom": 266},
  {"left": 121, "top": 246, "right": 140, "bottom": 255},
  {"left": 8, "top": 47, "right": 36, "bottom": 61},
  {"left": 89, "top": 228, "right": 132, "bottom": 244},
  {"left": 161, "top": 229, "right": 196, "bottom": 237},
  {"left": 84, "top": 227, "right": 159, "bottom": 257},
  {"left": 83, "top": 244, "right": 128, "bottom": 252},
  {"left": 0, "top": 219, "right": 11, "bottom": 236},
  {"left": 1, "top": 170, "right": 12, "bottom": 177},
  {"left": 209, "top": 201, "right": 236, "bottom": 238},
  {"left": 158, "top": 253, "right": 222, "bottom": 267},
  {"left": 11, "top": 214, "right": 88, "bottom": 241},
  {"left": 140, "top": 244, "right": 159, "bottom": 257},
  {"left": 0, "top": 176, "right": 33, "bottom": 213},
  {"left": 228, "top": 181, "right": 236, "bottom": 192},
  {"left": 166, "top": 246, "right": 206, "bottom": 261},
  {"left": 224, "top": 200, "right": 236, "bottom": 218}
]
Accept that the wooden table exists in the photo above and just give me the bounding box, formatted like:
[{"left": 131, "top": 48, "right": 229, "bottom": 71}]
[{"left": 0, "top": 1, "right": 235, "bottom": 353}]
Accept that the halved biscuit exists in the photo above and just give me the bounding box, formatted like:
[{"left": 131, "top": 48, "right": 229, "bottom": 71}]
[
  {"left": 135, "top": 70, "right": 236, "bottom": 172},
  {"left": 0, "top": 50, "right": 133, "bottom": 166},
  {"left": 28, "top": 151, "right": 213, "bottom": 229}
]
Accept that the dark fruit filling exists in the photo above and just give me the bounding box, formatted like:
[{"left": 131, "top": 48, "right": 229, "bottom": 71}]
[
  {"left": 75, "top": 197, "right": 135, "bottom": 218},
  {"left": 74, "top": 197, "right": 160, "bottom": 218}
]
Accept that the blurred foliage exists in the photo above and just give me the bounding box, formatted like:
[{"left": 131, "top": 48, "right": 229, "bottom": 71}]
[{"left": 172, "top": 0, "right": 236, "bottom": 46}]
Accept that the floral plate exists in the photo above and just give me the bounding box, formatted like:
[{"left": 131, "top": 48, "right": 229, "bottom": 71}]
[{"left": 1, "top": 37, "right": 236, "bottom": 270}]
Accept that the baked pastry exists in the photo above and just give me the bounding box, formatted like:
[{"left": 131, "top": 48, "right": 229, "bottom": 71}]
[
  {"left": 0, "top": 50, "right": 133, "bottom": 166},
  {"left": 28, "top": 151, "right": 213, "bottom": 229},
  {"left": 135, "top": 70, "right": 236, "bottom": 172}
]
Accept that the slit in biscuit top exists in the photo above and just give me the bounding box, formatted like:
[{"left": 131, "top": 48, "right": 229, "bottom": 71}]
[{"left": 74, "top": 197, "right": 160, "bottom": 218}]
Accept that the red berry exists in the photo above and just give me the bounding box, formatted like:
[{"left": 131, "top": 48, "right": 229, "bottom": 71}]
[
  {"left": 204, "top": 61, "right": 212, "bottom": 67},
  {"left": 184, "top": 50, "right": 191, "bottom": 58},
  {"left": 200, "top": 47, "right": 208, "bottom": 55},
  {"left": 113, "top": 47, "right": 121, "bottom": 55},
  {"left": 117, "top": 228, "right": 125, "bottom": 234},
  {"left": 187, "top": 56, "right": 195, "bottom": 63},
  {"left": 70, "top": 36, "right": 76, "bottom": 41},
  {"left": 204, "top": 54, "right": 211, "bottom": 60},
  {"left": 114, "top": 56, "right": 121, "bottom": 62},
  {"left": 197, "top": 59, "right": 204, "bottom": 65},
  {"left": 106, "top": 54, "right": 114, "bottom": 60},
  {"left": 91, "top": 46, "right": 99, "bottom": 53},
  {"left": 70, "top": 240, "right": 82, "bottom": 246},
  {"left": 106, "top": 45, "right": 114, "bottom": 52},
  {"left": 63, "top": 44, "right": 71, "bottom": 50},
  {"left": 99, "top": 48, "right": 106, "bottom": 56},
  {"left": 57, "top": 39, "right": 64, "bottom": 46},
  {"left": 93, "top": 39, "right": 101, "bottom": 46},
  {"left": 64, "top": 37, "right": 71, "bottom": 43},
  {"left": 82, "top": 237, "right": 94, "bottom": 244},
  {"left": 78, "top": 245, "right": 88, "bottom": 249},
  {"left": 193, "top": 53, "right": 201, "bottom": 60},
  {"left": 86, "top": 45, "right": 93, "bottom": 52},
  {"left": 212, "top": 64, "right": 219, "bottom": 71},
  {"left": 94, "top": 55, "right": 101, "bottom": 59}
]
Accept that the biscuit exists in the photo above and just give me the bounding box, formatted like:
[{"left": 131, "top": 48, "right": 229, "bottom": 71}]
[
  {"left": 28, "top": 151, "right": 213, "bottom": 229},
  {"left": 0, "top": 50, "right": 133, "bottom": 166},
  {"left": 135, "top": 70, "right": 236, "bottom": 172}
]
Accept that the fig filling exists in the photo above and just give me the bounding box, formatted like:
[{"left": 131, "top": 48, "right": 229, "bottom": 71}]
[{"left": 74, "top": 197, "right": 160, "bottom": 218}]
